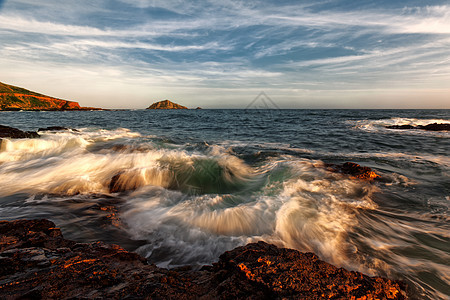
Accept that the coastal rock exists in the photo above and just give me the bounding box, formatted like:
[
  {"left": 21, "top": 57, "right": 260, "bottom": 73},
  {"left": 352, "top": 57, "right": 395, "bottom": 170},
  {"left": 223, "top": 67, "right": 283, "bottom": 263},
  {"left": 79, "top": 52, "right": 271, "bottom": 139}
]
[
  {"left": 0, "top": 81, "right": 101, "bottom": 111},
  {"left": 146, "top": 100, "right": 188, "bottom": 109},
  {"left": 0, "top": 125, "right": 40, "bottom": 139},
  {"left": 386, "top": 123, "right": 450, "bottom": 131},
  {"left": 326, "top": 162, "right": 380, "bottom": 180},
  {"left": 0, "top": 219, "right": 408, "bottom": 299},
  {"left": 37, "top": 126, "right": 80, "bottom": 132}
]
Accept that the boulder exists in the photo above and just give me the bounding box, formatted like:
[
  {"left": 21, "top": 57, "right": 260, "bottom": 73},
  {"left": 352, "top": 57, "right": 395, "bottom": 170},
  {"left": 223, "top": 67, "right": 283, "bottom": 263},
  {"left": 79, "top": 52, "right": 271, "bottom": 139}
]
[
  {"left": 0, "top": 125, "right": 40, "bottom": 139},
  {"left": 326, "top": 162, "right": 380, "bottom": 180},
  {"left": 0, "top": 219, "right": 408, "bottom": 299}
]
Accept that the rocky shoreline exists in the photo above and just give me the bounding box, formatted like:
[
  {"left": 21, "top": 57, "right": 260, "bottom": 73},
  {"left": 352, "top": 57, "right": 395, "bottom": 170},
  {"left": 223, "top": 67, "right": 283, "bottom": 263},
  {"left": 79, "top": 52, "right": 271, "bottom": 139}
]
[
  {"left": 0, "top": 219, "right": 408, "bottom": 299},
  {"left": 386, "top": 123, "right": 450, "bottom": 131}
]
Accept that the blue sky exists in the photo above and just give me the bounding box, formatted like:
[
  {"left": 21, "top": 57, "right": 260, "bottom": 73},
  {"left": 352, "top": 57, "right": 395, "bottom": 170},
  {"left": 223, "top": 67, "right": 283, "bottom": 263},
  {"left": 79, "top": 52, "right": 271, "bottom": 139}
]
[{"left": 0, "top": 0, "right": 449, "bottom": 108}]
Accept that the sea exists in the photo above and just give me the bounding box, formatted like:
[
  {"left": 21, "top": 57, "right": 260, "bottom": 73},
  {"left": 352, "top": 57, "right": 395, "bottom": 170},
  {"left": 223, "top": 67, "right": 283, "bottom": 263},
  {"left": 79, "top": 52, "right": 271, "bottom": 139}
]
[{"left": 0, "top": 109, "right": 449, "bottom": 299}]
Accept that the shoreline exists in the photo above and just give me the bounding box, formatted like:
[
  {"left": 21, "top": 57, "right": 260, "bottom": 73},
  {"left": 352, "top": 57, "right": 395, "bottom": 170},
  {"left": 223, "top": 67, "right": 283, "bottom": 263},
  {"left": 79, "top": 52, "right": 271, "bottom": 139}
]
[{"left": 0, "top": 219, "right": 408, "bottom": 299}]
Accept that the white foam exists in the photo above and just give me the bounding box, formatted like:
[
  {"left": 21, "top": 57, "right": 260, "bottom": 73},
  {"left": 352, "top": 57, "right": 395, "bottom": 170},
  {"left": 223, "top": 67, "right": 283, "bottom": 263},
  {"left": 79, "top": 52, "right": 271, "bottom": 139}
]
[{"left": 350, "top": 117, "right": 450, "bottom": 136}]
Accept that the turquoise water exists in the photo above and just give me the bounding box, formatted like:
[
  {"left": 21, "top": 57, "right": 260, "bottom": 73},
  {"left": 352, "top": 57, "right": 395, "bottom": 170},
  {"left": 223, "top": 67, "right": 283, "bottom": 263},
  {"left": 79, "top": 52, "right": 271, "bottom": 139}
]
[{"left": 0, "top": 109, "right": 449, "bottom": 299}]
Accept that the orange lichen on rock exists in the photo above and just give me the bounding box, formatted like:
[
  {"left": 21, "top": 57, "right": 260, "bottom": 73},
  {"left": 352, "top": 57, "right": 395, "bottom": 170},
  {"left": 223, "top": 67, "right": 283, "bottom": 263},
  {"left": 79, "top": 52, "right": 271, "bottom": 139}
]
[
  {"left": 0, "top": 220, "right": 409, "bottom": 299},
  {"left": 326, "top": 162, "right": 380, "bottom": 180}
]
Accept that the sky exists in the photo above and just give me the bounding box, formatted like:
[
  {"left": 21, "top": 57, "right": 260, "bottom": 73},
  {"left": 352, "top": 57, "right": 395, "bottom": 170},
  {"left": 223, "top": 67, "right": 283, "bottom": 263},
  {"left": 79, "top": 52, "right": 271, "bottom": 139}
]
[{"left": 0, "top": 0, "right": 449, "bottom": 109}]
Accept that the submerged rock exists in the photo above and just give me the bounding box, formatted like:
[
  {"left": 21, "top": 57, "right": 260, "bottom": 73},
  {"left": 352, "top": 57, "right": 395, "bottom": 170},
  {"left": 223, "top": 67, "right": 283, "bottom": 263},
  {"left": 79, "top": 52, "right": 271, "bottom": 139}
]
[
  {"left": 0, "top": 219, "right": 408, "bottom": 299},
  {"left": 327, "top": 162, "right": 380, "bottom": 180},
  {"left": 386, "top": 123, "right": 450, "bottom": 131}
]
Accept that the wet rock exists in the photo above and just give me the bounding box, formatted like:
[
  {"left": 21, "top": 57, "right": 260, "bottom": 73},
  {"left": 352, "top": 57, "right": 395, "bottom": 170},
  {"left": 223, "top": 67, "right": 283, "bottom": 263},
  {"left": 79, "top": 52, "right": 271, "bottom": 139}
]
[
  {"left": 386, "top": 125, "right": 416, "bottom": 130},
  {"left": 0, "top": 219, "right": 408, "bottom": 299},
  {"left": 108, "top": 171, "right": 145, "bottom": 193},
  {"left": 327, "top": 162, "right": 380, "bottom": 180},
  {"left": 386, "top": 123, "right": 450, "bottom": 131},
  {"left": 0, "top": 125, "right": 40, "bottom": 139},
  {"left": 418, "top": 123, "right": 450, "bottom": 131},
  {"left": 37, "top": 126, "right": 78, "bottom": 132},
  {"left": 206, "top": 241, "right": 407, "bottom": 299}
]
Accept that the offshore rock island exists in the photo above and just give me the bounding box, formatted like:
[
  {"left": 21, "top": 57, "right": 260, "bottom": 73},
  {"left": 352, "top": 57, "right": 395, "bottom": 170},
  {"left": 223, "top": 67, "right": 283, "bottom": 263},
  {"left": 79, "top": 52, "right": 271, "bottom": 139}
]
[
  {"left": 146, "top": 99, "right": 188, "bottom": 109},
  {"left": 0, "top": 219, "right": 407, "bottom": 299},
  {"left": 0, "top": 81, "right": 101, "bottom": 111}
]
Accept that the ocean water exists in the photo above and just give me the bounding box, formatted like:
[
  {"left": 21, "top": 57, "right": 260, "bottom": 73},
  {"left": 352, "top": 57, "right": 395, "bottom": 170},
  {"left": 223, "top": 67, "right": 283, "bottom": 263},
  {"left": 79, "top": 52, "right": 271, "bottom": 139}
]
[{"left": 0, "top": 109, "right": 449, "bottom": 299}]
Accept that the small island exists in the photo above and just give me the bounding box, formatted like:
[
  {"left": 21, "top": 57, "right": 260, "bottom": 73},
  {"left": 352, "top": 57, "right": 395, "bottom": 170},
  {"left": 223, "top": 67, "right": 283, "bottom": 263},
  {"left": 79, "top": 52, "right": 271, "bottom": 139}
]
[{"left": 146, "top": 100, "right": 188, "bottom": 109}]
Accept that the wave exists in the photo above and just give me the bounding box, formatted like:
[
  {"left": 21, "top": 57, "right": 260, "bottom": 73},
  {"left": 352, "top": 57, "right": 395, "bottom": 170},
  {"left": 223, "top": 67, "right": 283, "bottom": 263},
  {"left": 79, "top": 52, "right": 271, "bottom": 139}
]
[
  {"left": 0, "top": 129, "right": 378, "bottom": 270},
  {"left": 123, "top": 158, "right": 378, "bottom": 268},
  {"left": 350, "top": 117, "right": 450, "bottom": 136}
]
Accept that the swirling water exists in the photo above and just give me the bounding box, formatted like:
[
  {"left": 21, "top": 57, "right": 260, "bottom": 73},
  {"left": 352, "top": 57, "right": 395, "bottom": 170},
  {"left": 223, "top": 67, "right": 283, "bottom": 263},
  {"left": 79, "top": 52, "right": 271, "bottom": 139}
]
[{"left": 0, "top": 109, "right": 449, "bottom": 299}]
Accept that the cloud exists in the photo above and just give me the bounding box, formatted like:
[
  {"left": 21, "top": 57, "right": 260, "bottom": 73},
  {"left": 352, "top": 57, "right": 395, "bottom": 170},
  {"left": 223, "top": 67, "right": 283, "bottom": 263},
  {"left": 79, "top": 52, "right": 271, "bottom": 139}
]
[{"left": 0, "top": 1, "right": 449, "bottom": 108}]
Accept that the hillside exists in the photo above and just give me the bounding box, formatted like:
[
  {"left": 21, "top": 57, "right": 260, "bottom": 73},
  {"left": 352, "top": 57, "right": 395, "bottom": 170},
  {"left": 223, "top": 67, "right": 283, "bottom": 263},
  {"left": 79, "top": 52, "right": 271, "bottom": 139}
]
[
  {"left": 147, "top": 100, "right": 188, "bottom": 109},
  {"left": 0, "top": 81, "right": 99, "bottom": 111}
]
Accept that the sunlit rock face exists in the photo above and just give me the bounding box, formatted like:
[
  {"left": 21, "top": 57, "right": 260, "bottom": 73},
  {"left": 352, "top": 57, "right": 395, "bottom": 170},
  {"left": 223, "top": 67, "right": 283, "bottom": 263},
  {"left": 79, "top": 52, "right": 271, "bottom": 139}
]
[
  {"left": 0, "top": 219, "right": 408, "bottom": 299},
  {"left": 146, "top": 100, "right": 188, "bottom": 109},
  {"left": 0, "top": 81, "right": 99, "bottom": 111}
]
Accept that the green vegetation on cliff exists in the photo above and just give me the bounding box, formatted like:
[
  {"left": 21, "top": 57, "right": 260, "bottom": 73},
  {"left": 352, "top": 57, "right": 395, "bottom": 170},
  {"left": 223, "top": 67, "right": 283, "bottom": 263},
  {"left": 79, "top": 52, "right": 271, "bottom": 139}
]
[{"left": 0, "top": 81, "right": 99, "bottom": 111}]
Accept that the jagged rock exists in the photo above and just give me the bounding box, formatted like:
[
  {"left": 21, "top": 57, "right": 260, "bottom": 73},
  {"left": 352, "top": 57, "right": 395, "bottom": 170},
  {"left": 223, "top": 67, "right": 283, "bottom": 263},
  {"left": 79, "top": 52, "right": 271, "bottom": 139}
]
[
  {"left": 0, "top": 219, "right": 408, "bottom": 299},
  {"left": 146, "top": 100, "right": 188, "bottom": 109},
  {"left": 386, "top": 123, "right": 450, "bottom": 131},
  {"left": 0, "top": 125, "right": 40, "bottom": 139},
  {"left": 206, "top": 241, "right": 407, "bottom": 299},
  {"left": 326, "top": 162, "right": 380, "bottom": 180}
]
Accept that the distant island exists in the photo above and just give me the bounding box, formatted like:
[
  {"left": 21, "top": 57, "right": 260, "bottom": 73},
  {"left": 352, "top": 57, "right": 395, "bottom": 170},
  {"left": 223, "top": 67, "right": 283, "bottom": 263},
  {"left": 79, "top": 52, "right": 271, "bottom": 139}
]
[
  {"left": 146, "top": 100, "right": 188, "bottom": 109},
  {"left": 0, "top": 81, "right": 101, "bottom": 111}
]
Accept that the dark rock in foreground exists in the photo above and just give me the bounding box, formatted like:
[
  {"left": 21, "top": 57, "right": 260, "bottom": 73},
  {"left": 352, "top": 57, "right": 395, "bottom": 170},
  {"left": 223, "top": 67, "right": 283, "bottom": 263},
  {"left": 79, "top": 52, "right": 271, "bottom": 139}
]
[
  {"left": 0, "top": 219, "right": 407, "bottom": 299},
  {"left": 147, "top": 100, "right": 188, "bottom": 109},
  {"left": 0, "top": 125, "right": 39, "bottom": 148},
  {"left": 386, "top": 123, "right": 450, "bottom": 131},
  {"left": 326, "top": 162, "right": 380, "bottom": 180}
]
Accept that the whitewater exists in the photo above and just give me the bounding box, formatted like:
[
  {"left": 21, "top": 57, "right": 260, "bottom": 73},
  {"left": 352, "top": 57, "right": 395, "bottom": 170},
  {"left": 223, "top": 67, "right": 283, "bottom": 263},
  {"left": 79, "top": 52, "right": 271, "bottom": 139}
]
[{"left": 0, "top": 109, "right": 449, "bottom": 299}]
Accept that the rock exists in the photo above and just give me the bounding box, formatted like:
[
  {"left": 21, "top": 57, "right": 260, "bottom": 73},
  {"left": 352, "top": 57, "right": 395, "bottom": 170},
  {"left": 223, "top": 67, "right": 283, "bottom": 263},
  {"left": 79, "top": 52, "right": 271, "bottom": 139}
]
[
  {"left": 37, "top": 126, "right": 79, "bottom": 132},
  {"left": 326, "top": 162, "right": 380, "bottom": 180},
  {"left": 386, "top": 123, "right": 450, "bottom": 131},
  {"left": 386, "top": 125, "right": 416, "bottom": 130},
  {"left": 196, "top": 107, "right": 202, "bottom": 109},
  {"left": 0, "top": 81, "right": 101, "bottom": 111},
  {"left": 0, "top": 125, "right": 40, "bottom": 139},
  {"left": 206, "top": 241, "right": 407, "bottom": 299},
  {"left": 146, "top": 100, "right": 188, "bottom": 109},
  {"left": 0, "top": 219, "right": 408, "bottom": 299},
  {"left": 418, "top": 123, "right": 450, "bottom": 131}
]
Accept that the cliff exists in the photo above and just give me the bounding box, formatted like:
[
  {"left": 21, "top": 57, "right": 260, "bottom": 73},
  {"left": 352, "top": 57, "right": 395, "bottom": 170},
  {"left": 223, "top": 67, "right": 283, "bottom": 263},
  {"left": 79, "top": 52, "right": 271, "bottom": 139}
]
[
  {"left": 0, "top": 81, "right": 100, "bottom": 111},
  {"left": 0, "top": 219, "right": 408, "bottom": 299},
  {"left": 147, "top": 100, "right": 188, "bottom": 109}
]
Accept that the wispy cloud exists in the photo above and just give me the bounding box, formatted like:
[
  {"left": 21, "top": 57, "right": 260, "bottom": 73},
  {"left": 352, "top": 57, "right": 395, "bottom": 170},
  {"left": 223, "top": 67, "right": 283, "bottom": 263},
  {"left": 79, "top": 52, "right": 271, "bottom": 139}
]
[{"left": 0, "top": 0, "right": 449, "bottom": 108}]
